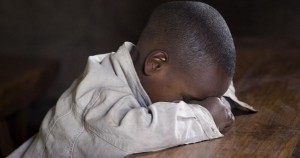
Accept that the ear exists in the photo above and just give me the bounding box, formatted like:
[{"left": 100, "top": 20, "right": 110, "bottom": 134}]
[{"left": 144, "top": 50, "right": 168, "bottom": 76}]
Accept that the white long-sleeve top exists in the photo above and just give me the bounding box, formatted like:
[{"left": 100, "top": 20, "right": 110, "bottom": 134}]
[{"left": 9, "top": 42, "right": 255, "bottom": 158}]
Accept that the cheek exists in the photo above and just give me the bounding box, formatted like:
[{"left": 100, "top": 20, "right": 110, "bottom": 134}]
[
  {"left": 152, "top": 74, "right": 183, "bottom": 102},
  {"left": 158, "top": 84, "right": 182, "bottom": 102},
  {"left": 147, "top": 83, "right": 171, "bottom": 103}
]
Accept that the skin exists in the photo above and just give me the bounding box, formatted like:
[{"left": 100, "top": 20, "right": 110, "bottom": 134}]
[
  {"left": 131, "top": 48, "right": 235, "bottom": 133},
  {"left": 190, "top": 97, "right": 234, "bottom": 133}
]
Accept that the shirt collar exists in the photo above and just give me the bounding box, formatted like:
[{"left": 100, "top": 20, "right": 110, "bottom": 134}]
[{"left": 112, "top": 42, "right": 152, "bottom": 107}]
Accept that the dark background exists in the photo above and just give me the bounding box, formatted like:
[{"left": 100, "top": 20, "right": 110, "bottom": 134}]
[
  {"left": 1, "top": 0, "right": 300, "bottom": 155},
  {"left": 1, "top": 0, "right": 300, "bottom": 99}
]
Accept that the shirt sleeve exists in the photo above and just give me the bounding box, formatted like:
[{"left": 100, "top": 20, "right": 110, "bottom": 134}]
[
  {"left": 84, "top": 90, "right": 223, "bottom": 154},
  {"left": 223, "top": 81, "right": 257, "bottom": 112}
]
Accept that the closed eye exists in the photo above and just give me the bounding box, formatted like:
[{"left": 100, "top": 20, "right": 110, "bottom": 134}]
[
  {"left": 182, "top": 95, "right": 191, "bottom": 103},
  {"left": 183, "top": 95, "right": 210, "bottom": 103}
]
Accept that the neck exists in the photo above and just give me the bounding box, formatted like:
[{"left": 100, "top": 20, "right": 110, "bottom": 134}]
[
  {"left": 130, "top": 45, "right": 143, "bottom": 79},
  {"left": 130, "top": 46, "right": 151, "bottom": 99}
]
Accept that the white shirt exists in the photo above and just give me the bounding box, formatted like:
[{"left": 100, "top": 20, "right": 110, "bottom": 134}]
[{"left": 9, "top": 42, "right": 255, "bottom": 158}]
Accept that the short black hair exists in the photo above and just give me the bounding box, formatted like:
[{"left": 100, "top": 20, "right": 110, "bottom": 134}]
[{"left": 137, "top": 1, "right": 236, "bottom": 76}]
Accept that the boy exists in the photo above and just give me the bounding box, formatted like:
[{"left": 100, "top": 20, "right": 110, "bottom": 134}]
[{"left": 9, "top": 1, "right": 255, "bottom": 158}]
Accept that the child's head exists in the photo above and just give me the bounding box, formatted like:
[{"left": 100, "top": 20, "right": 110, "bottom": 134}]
[{"left": 132, "top": 1, "right": 235, "bottom": 103}]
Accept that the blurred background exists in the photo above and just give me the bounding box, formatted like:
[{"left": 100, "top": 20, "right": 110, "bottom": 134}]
[{"left": 0, "top": 0, "right": 299, "bottom": 157}]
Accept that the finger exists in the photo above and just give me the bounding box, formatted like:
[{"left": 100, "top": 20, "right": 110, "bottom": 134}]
[
  {"left": 226, "top": 108, "right": 235, "bottom": 120},
  {"left": 221, "top": 97, "right": 232, "bottom": 110}
]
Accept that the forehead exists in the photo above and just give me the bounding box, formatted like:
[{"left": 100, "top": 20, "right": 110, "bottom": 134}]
[{"left": 183, "top": 63, "right": 232, "bottom": 99}]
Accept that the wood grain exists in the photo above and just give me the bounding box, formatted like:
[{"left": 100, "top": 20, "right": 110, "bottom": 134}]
[{"left": 129, "top": 38, "right": 300, "bottom": 158}]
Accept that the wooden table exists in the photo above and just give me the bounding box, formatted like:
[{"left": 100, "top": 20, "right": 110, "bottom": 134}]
[
  {"left": 0, "top": 55, "right": 59, "bottom": 157},
  {"left": 129, "top": 38, "right": 300, "bottom": 158}
]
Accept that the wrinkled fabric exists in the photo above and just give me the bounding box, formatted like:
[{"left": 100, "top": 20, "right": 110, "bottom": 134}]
[
  {"left": 9, "top": 42, "right": 255, "bottom": 158},
  {"left": 224, "top": 81, "right": 257, "bottom": 112}
]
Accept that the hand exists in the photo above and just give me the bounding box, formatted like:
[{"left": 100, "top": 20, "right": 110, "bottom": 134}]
[{"left": 189, "top": 97, "right": 234, "bottom": 133}]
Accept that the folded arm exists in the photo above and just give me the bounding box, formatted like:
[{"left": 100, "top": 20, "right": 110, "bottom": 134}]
[
  {"left": 85, "top": 90, "right": 223, "bottom": 154},
  {"left": 84, "top": 81, "right": 255, "bottom": 154}
]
